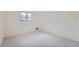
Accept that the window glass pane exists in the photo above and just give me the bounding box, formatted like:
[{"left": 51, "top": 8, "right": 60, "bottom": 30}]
[
  {"left": 27, "top": 12, "right": 32, "bottom": 20},
  {"left": 20, "top": 11, "right": 32, "bottom": 21}
]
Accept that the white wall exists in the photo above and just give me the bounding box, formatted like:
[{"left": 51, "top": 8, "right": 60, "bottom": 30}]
[
  {"left": 32, "top": 11, "right": 78, "bottom": 41},
  {"left": 4, "top": 11, "right": 40, "bottom": 37},
  {"left": 4, "top": 11, "right": 79, "bottom": 42},
  {"left": 39, "top": 12, "right": 78, "bottom": 41},
  {"left": 0, "top": 12, "right": 4, "bottom": 45},
  {"left": 76, "top": 12, "right": 79, "bottom": 41}
]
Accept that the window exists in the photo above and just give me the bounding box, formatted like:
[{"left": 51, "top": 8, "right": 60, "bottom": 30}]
[{"left": 20, "top": 11, "right": 32, "bottom": 21}]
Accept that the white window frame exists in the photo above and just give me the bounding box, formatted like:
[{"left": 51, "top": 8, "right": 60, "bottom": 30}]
[{"left": 20, "top": 11, "right": 32, "bottom": 21}]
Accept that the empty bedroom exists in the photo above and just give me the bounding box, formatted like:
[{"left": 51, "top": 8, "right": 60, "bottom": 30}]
[{"left": 0, "top": 11, "right": 79, "bottom": 47}]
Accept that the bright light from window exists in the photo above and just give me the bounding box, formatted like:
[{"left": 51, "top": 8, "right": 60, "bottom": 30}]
[{"left": 20, "top": 11, "right": 32, "bottom": 21}]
